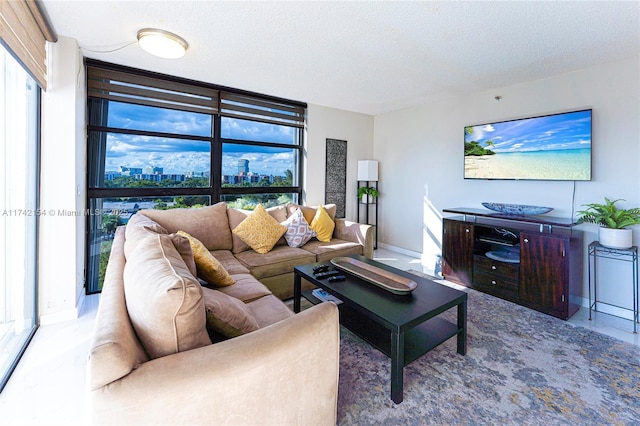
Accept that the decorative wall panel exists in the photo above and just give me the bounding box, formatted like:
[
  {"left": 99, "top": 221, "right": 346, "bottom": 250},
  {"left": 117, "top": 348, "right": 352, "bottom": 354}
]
[{"left": 325, "top": 139, "right": 347, "bottom": 218}]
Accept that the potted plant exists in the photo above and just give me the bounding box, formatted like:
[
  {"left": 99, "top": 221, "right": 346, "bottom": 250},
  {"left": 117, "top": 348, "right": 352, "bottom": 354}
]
[
  {"left": 577, "top": 197, "right": 640, "bottom": 249},
  {"left": 357, "top": 186, "right": 380, "bottom": 204}
]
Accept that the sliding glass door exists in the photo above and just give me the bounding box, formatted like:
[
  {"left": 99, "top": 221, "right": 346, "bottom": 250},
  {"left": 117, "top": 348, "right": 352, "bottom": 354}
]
[{"left": 0, "top": 45, "right": 40, "bottom": 392}]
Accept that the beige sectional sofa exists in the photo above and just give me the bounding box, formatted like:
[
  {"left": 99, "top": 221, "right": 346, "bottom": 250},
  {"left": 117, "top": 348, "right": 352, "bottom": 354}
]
[
  {"left": 140, "top": 202, "right": 374, "bottom": 299},
  {"left": 86, "top": 202, "right": 373, "bottom": 425}
]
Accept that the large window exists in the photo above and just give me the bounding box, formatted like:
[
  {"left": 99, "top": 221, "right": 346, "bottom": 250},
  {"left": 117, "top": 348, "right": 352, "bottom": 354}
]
[
  {"left": 86, "top": 60, "right": 306, "bottom": 292},
  {"left": 0, "top": 45, "right": 39, "bottom": 392}
]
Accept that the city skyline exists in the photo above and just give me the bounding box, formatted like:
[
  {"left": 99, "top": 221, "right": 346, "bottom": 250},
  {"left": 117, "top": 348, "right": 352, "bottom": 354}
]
[
  {"left": 104, "top": 134, "right": 296, "bottom": 176},
  {"left": 104, "top": 101, "right": 298, "bottom": 176},
  {"left": 105, "top": 158, "right": 289, "bottom": 178}
]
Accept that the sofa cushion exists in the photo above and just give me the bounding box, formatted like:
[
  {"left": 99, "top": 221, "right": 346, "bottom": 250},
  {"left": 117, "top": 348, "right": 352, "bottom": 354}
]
[
  {"left": 310, "top": 205, "right": 335, "bottom": 242},
  {"left": 228, "top": 205, "right": 287, "bottom": 253},
  {"left": 209, "top": 249, "right": 251, "bottom": 275},
  {"left": 202, "top": 287, "right": 260, "bottom": 338},
  {"left": 235, "top": 245, "right": 316, "bottom": 279},
  {"left": 218, "top": 273, "right": 273, "bottom": 303},
  {"left": 232, "top": 204, "right": 287, "bottom": 254},
  {"left": 286, "top": 203, "right": 337, "bottom": 224},
  {"left": 126, "top": 211, "right": 168, "bottom": 235},
  {"left": 123, "top": 229, "right": 211, "bottom": 359},
  {"left": 124, "top": 214, "right": 197, "bottom": 277},
  {"left": 246, "top": 294, "right": 295, "bottom": 328},
  {"left": 282, "top": 208, "right": 316, "bottom": 248},
  {"left": 227, "top": 208, "right": 252, "bottom": 254},
  {"left": 178, "top": 231, "right": 235, "bottom": 287},
  {"left": 140, "top": 202, "right": 233, "bottom": 251},
  {"left": 265, "top": 204, "right": 288, "bottom": 222},
  {"left": 301, "top": 238, "right": 363, "bottom": 263},
  {"left": 124, "top": 213, "right": 168, "bottom": 256}
]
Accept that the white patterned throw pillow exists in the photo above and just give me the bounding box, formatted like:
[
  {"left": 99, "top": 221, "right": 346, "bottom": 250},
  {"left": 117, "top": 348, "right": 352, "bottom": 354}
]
[{"left": 282, "top": 208, "right": 316, "bottom": 248}]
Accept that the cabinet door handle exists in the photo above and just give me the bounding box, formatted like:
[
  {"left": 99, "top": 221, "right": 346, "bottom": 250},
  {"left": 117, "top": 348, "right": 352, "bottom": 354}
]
[
  {"left": 491, "top": 265, "right": 497, "bottom": 270},
  {"left": 465, "top": 228, "right": 470, "bottom": 233},
  {"left": 491, "top": 280, "right": 497, "bottom": 285},
  {"left": 524, "top": 238, "right": 529, "bottom": 243}
]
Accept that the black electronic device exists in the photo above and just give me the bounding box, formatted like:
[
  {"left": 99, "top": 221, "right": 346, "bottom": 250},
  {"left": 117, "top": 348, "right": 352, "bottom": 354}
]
[
  {"left": 327, "top": 275, "right": 346, "bottom": 282},
  {"left": 312, "top": 264, "right": 330, "bottom": 274},
  {"left": 314, "top": 270, "right": 341, "bottom": 279}
]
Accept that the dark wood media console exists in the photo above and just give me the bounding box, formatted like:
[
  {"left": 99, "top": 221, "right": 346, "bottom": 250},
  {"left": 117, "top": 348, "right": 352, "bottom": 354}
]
[{"left": 442, "top": 207, "right": 584, "bottom": 320}]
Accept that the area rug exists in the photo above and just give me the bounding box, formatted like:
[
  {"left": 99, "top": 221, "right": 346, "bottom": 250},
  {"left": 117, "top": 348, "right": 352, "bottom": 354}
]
[{"left": 328, "top": 270, "right": 640, "bottom": 425}]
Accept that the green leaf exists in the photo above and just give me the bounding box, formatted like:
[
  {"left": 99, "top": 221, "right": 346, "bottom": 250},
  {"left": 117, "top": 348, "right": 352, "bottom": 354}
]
[{"left": 577, "top": 197, "right": 640, "bottom": 229}]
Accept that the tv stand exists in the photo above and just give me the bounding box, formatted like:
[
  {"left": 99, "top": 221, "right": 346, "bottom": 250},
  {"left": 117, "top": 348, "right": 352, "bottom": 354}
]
[{"left": 442, "top": 208, "right": 584, "bottom": 320}]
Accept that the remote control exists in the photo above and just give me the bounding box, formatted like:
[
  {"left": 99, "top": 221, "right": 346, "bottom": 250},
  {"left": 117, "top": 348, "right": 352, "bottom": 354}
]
[
  {"left": 327, "top": 275, "right": 346, "bottom": 282},
  {"left": 314, "top": 270, "right": 341, "bottom": 279},
  {"left": 312, "top": 264, "right": 330, "bottom": 274}
]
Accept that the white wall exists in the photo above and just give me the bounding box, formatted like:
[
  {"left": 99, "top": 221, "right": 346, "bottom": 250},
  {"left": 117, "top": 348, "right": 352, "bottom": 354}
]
[
  {"left": 306, "top": 104, "right": 374, "bottom": 220},
  {"left": 374, "top": 57, "right": 640, "bottom": 313},
  {"left": 38, "top": 37, "right": 86, "bottom": 323}
]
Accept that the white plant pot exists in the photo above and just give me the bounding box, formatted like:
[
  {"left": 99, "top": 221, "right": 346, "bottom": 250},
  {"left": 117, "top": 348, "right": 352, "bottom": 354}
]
[
  {"left": 361, "top": 195, "right": 373, "bottom": 204},
  {"left": 599, "top": 227, "right": 633, "bottom": 249}
]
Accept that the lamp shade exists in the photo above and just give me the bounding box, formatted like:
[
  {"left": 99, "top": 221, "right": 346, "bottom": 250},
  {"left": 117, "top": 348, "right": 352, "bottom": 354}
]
[
  {"left": 137, "top": 28, "right": 188, "bottom": 59},
  {"left": 357, "top": 160, "right": 378, "bottom": 181}
]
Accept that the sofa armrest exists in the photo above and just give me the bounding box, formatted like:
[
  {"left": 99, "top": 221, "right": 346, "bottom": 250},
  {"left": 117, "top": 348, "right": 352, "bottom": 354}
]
[
  {"left": 334, "top": 218, "right": 374, "bottom": 258},
  {"left": 87, "top": 302, "right": 340, "bottom": 426}
]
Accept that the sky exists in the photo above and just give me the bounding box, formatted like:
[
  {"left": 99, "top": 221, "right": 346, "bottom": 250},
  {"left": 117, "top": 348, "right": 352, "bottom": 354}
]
[
  {"left": 465, "top": 110, "right": 592, "bottom": 154},
  {"left": 103, "top": 101, "right": 297, "bottom": 175}
]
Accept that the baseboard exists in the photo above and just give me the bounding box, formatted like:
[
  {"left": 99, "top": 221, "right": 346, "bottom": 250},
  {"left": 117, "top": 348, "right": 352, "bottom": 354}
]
[
  {"left": 376, "top": 242, "right": 421, "bottom": 259},
  {"left": 39, "top": 291, "right": 85, "bottom": 325}
]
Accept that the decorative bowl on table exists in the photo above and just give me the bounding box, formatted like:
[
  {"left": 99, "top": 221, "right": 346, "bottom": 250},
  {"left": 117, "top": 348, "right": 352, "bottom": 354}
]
[
  {"left": 330, "top": 257, "right": 417, "bottom": 295},
  {"left": 482, "top": 202, "right": 553, "bottom": 215}
]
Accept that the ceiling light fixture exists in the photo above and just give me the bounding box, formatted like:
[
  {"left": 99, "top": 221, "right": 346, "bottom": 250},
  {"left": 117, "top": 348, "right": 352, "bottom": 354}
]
[{"left": 137, "top": 28, "right": 188, "bottom": 59}]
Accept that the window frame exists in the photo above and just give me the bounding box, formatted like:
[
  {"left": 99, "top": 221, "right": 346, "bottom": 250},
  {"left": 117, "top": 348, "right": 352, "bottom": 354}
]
[
  {"left": 0, "top": 44, "right": 40, "bottom": 392},
  {"left": 85, "top": 59, "right": 306, "bottom": 293}
]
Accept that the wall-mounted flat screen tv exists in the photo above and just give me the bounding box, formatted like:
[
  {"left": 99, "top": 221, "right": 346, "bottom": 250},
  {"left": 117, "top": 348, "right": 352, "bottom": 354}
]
[{"left": 464, "top": 109, "right": 592, "bottom": 180}]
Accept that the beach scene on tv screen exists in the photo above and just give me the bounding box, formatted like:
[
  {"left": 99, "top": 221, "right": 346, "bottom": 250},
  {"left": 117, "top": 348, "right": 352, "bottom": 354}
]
[{"left": 464, "top": 110, "right": 592, "bottom": 180}]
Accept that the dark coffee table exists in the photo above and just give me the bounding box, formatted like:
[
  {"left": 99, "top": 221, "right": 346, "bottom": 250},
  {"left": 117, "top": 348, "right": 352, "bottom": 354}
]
[{"left": 294, "top": 255, "right": 467, "bottom": 404}]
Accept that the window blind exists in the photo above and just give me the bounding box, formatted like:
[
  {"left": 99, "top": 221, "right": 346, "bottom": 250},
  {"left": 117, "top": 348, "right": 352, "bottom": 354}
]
[
  {"left": 87, "top": 62, "right": 306, "bottom": 128},
  {"left": 87, "top": 66, "right": 219, "bottom": 115},
  {"left": 0, "top": 0, "right": 56, "bottom": 89},
  {"left": 220, "top": 92, "right": 305, "bottom": 128}
]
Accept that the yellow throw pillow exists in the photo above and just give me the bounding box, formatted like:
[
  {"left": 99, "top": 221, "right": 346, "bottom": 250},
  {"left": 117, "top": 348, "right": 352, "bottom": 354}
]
[
  {"left": 177, "top": 231, "right": 235, "bottom": 287},
  {"left": 310, "top": 205, "right": 335, "bottom": 242},
  {"left": 232, "top": 204, "right": 287, "bottom": 254}
]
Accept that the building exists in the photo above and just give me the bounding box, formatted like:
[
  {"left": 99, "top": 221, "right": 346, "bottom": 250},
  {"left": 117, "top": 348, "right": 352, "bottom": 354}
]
[
  {"left": 144, "top": 166, "right": 163, "bottom": 175},
  {"left": 237, "top": 159, "right": 249, "bottom": 175},
  {"left": 119, "top": 166, "right": 142, "bottom": 176}
]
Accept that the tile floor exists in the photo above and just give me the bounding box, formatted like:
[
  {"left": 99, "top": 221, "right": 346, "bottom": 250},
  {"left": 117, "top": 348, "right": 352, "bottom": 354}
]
[{"left": 0, "top": 248, "right": 638, "bottom": 425}]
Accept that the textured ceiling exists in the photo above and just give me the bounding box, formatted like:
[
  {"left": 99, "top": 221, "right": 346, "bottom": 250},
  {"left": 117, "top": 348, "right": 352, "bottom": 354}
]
[{"left": 42, "top": 1, "right": 640, "bottom": 115}]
